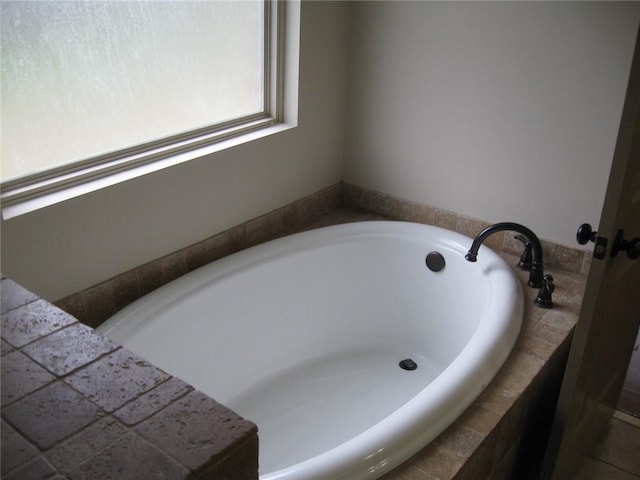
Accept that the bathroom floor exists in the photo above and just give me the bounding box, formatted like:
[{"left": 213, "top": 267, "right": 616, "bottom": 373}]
[
  {"left": 618, "top": 328, "right": 640, "bottom": 418},
  {"left": 570, "top": 413, "right": 640, "bottom": 479}
]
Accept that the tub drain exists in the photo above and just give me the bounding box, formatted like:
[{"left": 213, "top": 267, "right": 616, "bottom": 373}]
[{"left": 399, "top": 358, "right": 418, "bottom": 371}]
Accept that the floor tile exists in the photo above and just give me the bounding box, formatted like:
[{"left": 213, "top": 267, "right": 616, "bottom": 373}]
[
  {"left": 590, "top": 417, "right": 640, "bottom": 476},
  {"left": 572, "top": 456, "right": 638, "bottom": 480}
]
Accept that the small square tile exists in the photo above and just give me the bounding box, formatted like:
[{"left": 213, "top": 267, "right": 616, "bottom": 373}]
[
  {"left": 2, "top": 456, "right": 60, "bottom": 480},
  {"left": 433, "top": 208, "right": 458, "bottom": 231},
  {"left": 455, "top": 405, "right": 501, "bottom": 438},
  {"left": 1, "top": 419, "right": 39, "bottom": 474},
  {"left": 68, "top": 432, "right": 188, "bottom": 480},
  {"left": 553, "top": 244, "right": 584, "bottom": 274},
  {"left": 410, "top": 203, "right": 436, "bottom": 225},
  {"left": 2, "top": 381, "right": 102, "bottom": 449},
  {"left": 1, "top": 350, "right": 56, "bottom": 406},
  {"left": 72, "top": 282, "right": 117, "bottom": 329},
  {"left": 136, "top": 390, "right": 256, "bottom": 471},
  {"left": 434, "top": 423, "right": 484, "bottom": 459},
  {"left": 409, "top": 442, "right": 465, "bottom": 479},
  {"left": 185, "top": 233, "right": 229, "bottom": 272},
  {"left": 64, "top": 348, "right": 170, "bottom": 413},
  {"left": 46, "top": 417, "right": 129, "bottom": 474},
  {"left": 1, "top": 339, "right": 14, "bottom": 356},
  {"left": 114, "top": 377, "right": 193, "bottom": 426},
  {"left": 1, "top": 279, "right": 39, "bottom": 315},
  {"left": 138, "top": 253, "right": 187, "bottom": 298},
  {"left": 111, "top": 271, "right": 141, "bottom": 314},
  {"left": 245, "top": 210, "right": 284, "bottom": 248},
  {"left": 1, "top": 299, "right": 78, "bottom": 348},
  {"left": 22, "top": 323, "right": 119, "bottom": 376},
  {"left": 193, "top": 434, "right": 258, "bottom": 480}
]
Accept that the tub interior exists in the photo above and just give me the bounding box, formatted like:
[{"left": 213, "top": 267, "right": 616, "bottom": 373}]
[{"left": 99, "top": 223, "right": 521, "bottom": 478}]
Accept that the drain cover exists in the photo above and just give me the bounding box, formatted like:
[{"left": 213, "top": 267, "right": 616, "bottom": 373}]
[{"left": 399, "top": 358, "right": 418, "bottom": 371}]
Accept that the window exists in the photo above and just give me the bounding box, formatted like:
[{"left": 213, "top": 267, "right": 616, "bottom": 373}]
[{"left": 1, "top": 0, "right": 289, "bottom": 218}]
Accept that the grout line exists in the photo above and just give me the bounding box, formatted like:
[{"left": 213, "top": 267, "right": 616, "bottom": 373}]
[{"left": 613, "top": 409, "right": 640, "bottom": 427}]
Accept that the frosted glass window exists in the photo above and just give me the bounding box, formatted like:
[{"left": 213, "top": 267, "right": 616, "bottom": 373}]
[{"left": 1, "top": 0, "right": 266, "bottom": 181}]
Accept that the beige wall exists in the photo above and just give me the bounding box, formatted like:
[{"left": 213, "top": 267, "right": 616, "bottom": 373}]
[
  {"left": 344, "top": 1, "right": 639, "bottom": 247},
  {"left": 1, "top": 2, "right": 350, "bottom": 301},
  {"left": 3, "top": 1, "right": 639, "bottom": 302}
]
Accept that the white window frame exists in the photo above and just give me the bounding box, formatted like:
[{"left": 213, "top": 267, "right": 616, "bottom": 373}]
[{"left": 1, "top": 0, "right": 297, "bottom": 219}]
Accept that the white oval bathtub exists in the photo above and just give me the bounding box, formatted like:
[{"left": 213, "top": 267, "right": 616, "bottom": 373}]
[{"left": 99, "top": 221, "right": 524, "bottom": 479}]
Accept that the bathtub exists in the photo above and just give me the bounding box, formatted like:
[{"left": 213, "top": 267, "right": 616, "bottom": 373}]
[{"left": 98, "top": 221, "right": 524, "bottom": 479}]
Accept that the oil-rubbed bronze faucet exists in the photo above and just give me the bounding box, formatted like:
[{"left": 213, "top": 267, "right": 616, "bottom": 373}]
[
  {"left": 466, "top": 222, "right": 554, "bottom": 308},
  {"left": 465, "top": 222, "right": 544, "bottom": 288}
]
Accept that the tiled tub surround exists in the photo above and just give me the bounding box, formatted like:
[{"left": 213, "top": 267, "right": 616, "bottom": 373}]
[
  {"left": 1, "top": 278, "right": 258, "bottom": 479},
  {"left": 4, "top": 182, "right": 589, "bottom": 479}
]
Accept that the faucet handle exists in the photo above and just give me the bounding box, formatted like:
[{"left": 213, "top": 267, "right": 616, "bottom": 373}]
[
  {"left": 534, "top": 274, "right": 554, "bottom": 309},
  {"left": 514, "top": 234, "right": 533, "bottom": 270}
]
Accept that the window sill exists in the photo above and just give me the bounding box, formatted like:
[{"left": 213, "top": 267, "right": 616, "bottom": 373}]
[{"left": 1, "top": 122, "right": 295, "bottom": 220}]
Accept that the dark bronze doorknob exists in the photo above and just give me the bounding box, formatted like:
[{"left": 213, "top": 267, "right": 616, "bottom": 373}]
[
  {"left": 611, "top": 229, "right": 640, "bottom": 260},
  {"left": 576, "top": 223, "right": 597, "bottom": 245}
]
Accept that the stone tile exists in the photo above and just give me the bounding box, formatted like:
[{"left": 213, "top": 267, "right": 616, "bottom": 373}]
[
  {"left": 2, "top": 381, "right": 102, "bottom": 449},
  {"left": 408, "top": 442, "right": 465, "bottom": 479},
  {"left": 2, "top": 456, "right": 60, "bottom": 480},
  {"left": 379, "top": 460, "right": 432, "bottom": 479},
  {"left": 138, "top": 251, "right": 187, "bottom": 298},
  {"left": 185, "top": 232, "right": 230, "bottom": 272},
  {"left": 1, "top": 350, "right": 56, "bottom": 406},
  {"left": 1, "top": 419, "right": 39, "bottom": 474},
  {"left": 1, "top": 339, "right": 14, "bottom": 356},
  {"left": 590, "top": 417, "right": 640, "bottom": 476},
  {"left": 194, "top": 434, "right": 258, "bottom": 480},
  {"left": 433, "top": 208, "right": 458, "bottom": 231},
  {"left": 434, "top": 423, "right": 485, "bottom": 460},
  {"left": 245, "top": 210, "right": 284, "bottom": 248},
  {"left": 571, "top": 455, "right": 638, "bottom": 480},
  {"left": 454, "top": 437, "right": 495, "bottom": 480},
  {"left": 476, "top": 382, "right": 519, "bottom": 417},
  {"left": 1, "top": 299, "right": 77, "bottom": 348},
  {"left": 22, "top": 323, "right": 119, "bottom": 376},
  {"left": 0, "top": 278, "right": 39, "bottom": 314},
  {"left": 410, "top": 203, "right": 436, "bottom": 225},
  {"left": 54, "top": 294, "right": 87, "bottom": 329},
  {"left": 553, "top": 244, "right": 585, "bottom": 274},
  {"left": 64, "top": 348, "right": 170, "bottom": 413},
  {"left": 67, "top": 431, "right": 188, "bottom": 480},
  {"left": 226, "top": 223, "right": 247, "bottom": 255},
  {"left": 531, "top": 318, "right": 569, "bottom": 348},
  {"left": 74, "top": 279, "right": 118, "bottom": 329},
  {"left": 455, "top": 405, "right": 501, "bottom": 438},
  {"left": 136, "top": 390, "right": 257, "bottom": 471},
  {"left": 516, "top": 333, "right": 557, "bottom": 364},
  {"left": 114, "top": 377, "right": 193, "bottom": 426},
  {"left": 46, "top": 417, "right": 129, "bottom": 474},
  {"left": 111, "top": 270, "right": 141, "bottom": 315}
]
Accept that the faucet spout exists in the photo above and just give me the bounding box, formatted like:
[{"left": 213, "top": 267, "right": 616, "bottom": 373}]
[{"left": 465, "top": 222, "right": 544, "bottom": 288}]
